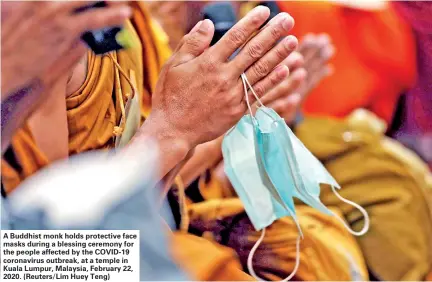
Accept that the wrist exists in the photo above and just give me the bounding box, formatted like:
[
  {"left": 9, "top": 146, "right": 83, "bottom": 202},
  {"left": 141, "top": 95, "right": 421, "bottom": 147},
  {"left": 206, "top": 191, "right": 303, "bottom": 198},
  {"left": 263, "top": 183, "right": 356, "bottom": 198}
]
[{"left": 137, "top": 111, "right": 192, "bottom": 162}]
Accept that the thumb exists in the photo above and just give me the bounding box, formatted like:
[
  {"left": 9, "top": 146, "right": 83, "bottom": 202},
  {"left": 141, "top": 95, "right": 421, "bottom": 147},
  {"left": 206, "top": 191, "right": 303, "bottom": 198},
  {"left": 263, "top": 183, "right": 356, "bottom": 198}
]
[{"left": 173, "top": 19, "right": 214, "bottom": 66}]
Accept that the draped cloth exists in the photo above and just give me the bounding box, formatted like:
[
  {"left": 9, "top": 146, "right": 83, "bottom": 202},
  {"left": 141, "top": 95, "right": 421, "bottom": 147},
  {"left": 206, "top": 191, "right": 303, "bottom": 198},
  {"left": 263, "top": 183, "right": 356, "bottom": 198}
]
[
  {"left": 187, "top": 198, "right": 369, "bottom": 281},
  {"left": 295, "top": 110, "right": 432, "bottom": 281}
]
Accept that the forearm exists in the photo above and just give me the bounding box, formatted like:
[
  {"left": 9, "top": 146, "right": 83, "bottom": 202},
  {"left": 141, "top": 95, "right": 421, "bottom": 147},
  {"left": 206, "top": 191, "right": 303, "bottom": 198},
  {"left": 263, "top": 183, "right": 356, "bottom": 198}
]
[
  {"left": 1, "top": 81, "right": 44, "bottom": 154},
  {"left": 179, "top": 136, "right": 223, "bottom": 187},
  {"left": 129, "top": 114, "right": 191, "bottom": 183}
]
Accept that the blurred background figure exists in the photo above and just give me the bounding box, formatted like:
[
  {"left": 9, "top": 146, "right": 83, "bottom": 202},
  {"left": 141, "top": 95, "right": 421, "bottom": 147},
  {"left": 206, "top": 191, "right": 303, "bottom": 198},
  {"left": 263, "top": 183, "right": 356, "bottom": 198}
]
[
  {"left": 276, "top": 1, "right": 432, "bottom": 281},
  {"left": 2, "top": 143, "right": 188, "bottom": 281},
  {"left": 391, "top": 2, "right": 432, "bottom": 171}
]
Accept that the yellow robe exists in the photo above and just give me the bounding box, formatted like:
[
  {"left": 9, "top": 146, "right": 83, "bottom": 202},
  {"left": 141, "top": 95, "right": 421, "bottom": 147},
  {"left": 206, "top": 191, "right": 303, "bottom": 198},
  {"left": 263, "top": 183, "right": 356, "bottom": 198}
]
[{"left": 295, "top": 110, "right": 432, "bottom": 281}]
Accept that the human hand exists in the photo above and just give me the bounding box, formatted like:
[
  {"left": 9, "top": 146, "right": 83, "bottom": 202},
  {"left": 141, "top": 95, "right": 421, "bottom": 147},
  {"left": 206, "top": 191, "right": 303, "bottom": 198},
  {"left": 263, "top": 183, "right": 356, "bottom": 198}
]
[
  {"left": 259, "top": 51, "right": 306, "bottom": 123},
  {"left": 296, "top": 33, "right": 334, "bottom": 100},
  {"left": 146, "top": 1, "right": 187, "bottom": 49},
  {"left": 1, "top": 1, "right": 132, "bottom": 98},
  {"left": 147, "top": 6, "right": 298, "bottom": 150},
  {"left": 259, "top": 33, "right": 334, "bottom": 124}
]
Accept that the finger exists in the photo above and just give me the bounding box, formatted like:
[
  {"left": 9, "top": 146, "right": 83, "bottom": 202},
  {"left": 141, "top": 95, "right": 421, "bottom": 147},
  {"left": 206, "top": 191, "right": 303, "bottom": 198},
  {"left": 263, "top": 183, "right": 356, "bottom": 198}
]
[
  {"left": 245, "top": 64, "right": 289, "bottom": 104},
  {"left": 54, "top": 1, "right": 99, "bottom": 14},
  {"left": 306, "top": 45, "right": 335, "bottom": 75},
  {"left": 260, "top": 68, "right": 306, "bottom": 104},
  {"left": 282, "top": 94, "right": 302, "bottom": 123},
  {"left": 242, "top": 34, "right": 297, "bottom": 86},
  {"left": 71, "top": 5, "right": 132, "bottom": 35},
  {"left": 299, "top": 65, "right": 332, "bottom": 98},
  {"left": 297, "top": 33, "right": 317, "bottom": 60},
  {"left": 232, "top": 13, "right": 295, "bottom": 76},
  {"left": 284, "top": 51, "right": 304, "bottom": 72},
  {"left": 268, "top": 93, "right": 301, "bottom": 123},
  {"left": 41, "top": 40, "right": 88, "bottom": 86},
  {"left": 303, "top": 34, "right": 331, "bottom": 67},
  {"left": 172, "top": 19, "right": 214, "bottom": 65},
  {"left": 1, "top": 2, "right": 35, "bottom": 36},
  {"left": 211, "top": 6, "right": 270, "bottom": 61}
]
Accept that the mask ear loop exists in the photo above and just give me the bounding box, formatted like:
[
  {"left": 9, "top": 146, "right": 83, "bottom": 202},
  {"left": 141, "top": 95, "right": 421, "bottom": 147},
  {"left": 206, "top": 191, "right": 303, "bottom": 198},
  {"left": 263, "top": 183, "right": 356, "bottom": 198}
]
[
  {"left": 242, "top": 73, "right": 301, "bottom": 282},
  {"left": 241, "top": 73, "right": 279, "bottom": 123},
  {"left": 242, "top": 74, "right": 255, "bottom": 119},
  {"left": 247, "top": 228, "right": 301, "bottom": 282},
  {"left": 331, "top": 186, "right": 370, "bottom": 236}
]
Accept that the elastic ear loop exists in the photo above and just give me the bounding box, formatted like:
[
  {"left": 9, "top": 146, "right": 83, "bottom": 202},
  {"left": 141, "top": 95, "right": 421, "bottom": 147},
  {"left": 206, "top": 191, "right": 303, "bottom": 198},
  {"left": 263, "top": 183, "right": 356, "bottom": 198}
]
[
  {"left": 241, "top": 73, "right": 301, "bottom": 282},
  {"left": 331, "top": 186, "right": 370, "bottom": 236}
]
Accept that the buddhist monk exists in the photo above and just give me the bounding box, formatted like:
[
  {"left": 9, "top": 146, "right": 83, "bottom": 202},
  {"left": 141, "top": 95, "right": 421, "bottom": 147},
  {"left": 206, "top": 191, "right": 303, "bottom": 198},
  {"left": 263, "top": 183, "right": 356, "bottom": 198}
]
[
  {"left": 1, "top": 1, "right": 132, "bottom": 153},
  {"left": 2, "top": 3, "right": 299, "bottom": 280}
]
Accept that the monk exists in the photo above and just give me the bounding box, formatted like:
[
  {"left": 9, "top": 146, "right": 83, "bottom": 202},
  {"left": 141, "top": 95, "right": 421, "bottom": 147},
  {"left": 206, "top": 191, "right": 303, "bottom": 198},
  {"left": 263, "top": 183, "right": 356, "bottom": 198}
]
[
  {"left": 1, "top": 1, "right": 132, "bottom": 153},
  {"left": 2, "top": 3, "right": 299, "bottom": 280}
]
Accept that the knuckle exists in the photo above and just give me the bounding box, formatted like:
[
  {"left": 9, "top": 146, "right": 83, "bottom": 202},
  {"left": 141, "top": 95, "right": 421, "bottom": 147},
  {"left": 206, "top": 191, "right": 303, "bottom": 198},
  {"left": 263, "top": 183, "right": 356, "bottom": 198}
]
[
  {"left": 246, "top": 42, "right": 265, "bottom": 59},
  {"left": 201, "top": 57, "right": 218, "bottom": 73},
  {"left": 219, "top": 74, "right": 232, "bottom": 87},
  {"left": 228, "top": 27, "right": 248, "bottom": 46},
  {"left": 270, "top": 26, "right": 282, "bottom": 40},
  {"left": 252, "top": 60, "right": 270, "bottom": 79},
  {"left": 253, "top": 84, "right": 266, "bottom": 98},
  {"left": 270, "top": 74, "right": 281, "bottom": 86},
  {"left": 185, "top": 36, "right": 201, "bottom": 52},
  {"left": 275, "top": 46, "right": 288, "bottom": 61}
]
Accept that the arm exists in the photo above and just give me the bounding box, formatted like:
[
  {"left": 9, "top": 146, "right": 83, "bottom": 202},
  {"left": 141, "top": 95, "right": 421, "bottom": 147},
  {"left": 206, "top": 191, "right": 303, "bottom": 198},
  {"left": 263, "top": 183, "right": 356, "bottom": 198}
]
[
  {"left": 179, "top": 137, "right": 223, "bottom": 187},
  {"left": 1, "top": 82, "right": 44, "bottom": 154}
]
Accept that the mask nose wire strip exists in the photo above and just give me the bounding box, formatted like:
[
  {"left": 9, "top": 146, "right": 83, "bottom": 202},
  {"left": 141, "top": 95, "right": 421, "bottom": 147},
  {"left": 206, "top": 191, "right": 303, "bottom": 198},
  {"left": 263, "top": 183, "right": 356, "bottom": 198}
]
[
  {"left": 247, "top": 228, "right": 301, "bottom": 282},
  {"left": 331, "top": 186, "right": 370, "bottom": 236}
]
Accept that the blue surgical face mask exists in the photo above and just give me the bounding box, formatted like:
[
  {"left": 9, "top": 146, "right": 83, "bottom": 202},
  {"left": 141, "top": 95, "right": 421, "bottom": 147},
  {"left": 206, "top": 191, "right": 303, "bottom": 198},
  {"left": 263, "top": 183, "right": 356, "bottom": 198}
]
[
  {"left": 222, "top": 104, "right": 300, "bottom": 233},
  {"left": 241, "top": 74, "right": 369, "bottom": 237},
  {"left": 222, "top": 74, "right": 303, "bottom": 281},
  {"left": 227, "top": 74, "right": 370, "bottom": 281}
]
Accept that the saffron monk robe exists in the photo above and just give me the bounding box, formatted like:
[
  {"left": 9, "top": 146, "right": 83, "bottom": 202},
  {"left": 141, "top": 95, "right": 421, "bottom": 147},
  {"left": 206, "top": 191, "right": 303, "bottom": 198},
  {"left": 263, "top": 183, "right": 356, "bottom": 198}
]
[
  {"left": 1, "top": 3, "right": 301, "bottom": 280},
  {"left": 273, "top": 1, "right": 432, "bottom": 280}
]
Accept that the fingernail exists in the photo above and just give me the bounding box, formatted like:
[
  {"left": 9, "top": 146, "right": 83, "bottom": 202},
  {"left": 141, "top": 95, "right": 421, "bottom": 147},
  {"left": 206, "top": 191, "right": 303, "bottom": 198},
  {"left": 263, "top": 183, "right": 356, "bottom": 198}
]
[
  {"left": 285, "top": 35, "right": 298, "bottom": 50},
  {"left": 276, "top": 65, "right": 289, "bottom": 78},
  {"left": 199, "top": 19, "right": 212, "bottom": 32},
  {"left": 280, "top": 13, "right": 293, "bottom": 30},
  {"left": 254, "top": 5, "right": 270, "bottom": 19},
  {"left": 191, "top": 20, "right": 203, "bottom": 33}
]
